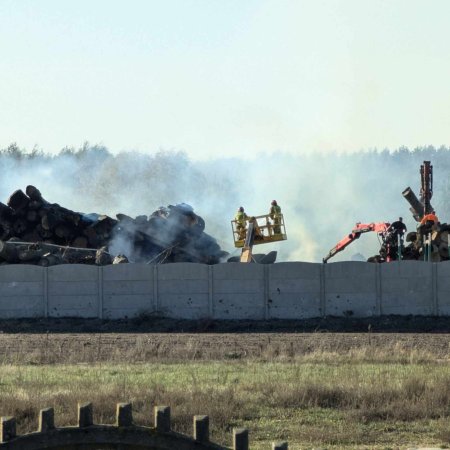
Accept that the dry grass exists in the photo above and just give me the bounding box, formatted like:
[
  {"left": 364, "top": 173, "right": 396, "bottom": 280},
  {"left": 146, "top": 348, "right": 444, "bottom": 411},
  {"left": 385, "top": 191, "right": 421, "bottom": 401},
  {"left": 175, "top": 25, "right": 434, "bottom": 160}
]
[{"left": 1, "top": 334, "right": 450, "bottom": 449}]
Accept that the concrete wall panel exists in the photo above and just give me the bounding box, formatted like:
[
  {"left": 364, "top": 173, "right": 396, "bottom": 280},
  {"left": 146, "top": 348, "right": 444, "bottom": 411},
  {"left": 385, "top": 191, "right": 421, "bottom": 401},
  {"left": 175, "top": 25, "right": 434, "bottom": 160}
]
[
  {"left": 213, "top": 263, "right": 265, "bottom": 319},
  {"left": 380, "top": 261, "right": 433, "bottom": 315},
  {"left": 0, "top": 265, "right": 44, "bottom": 318},
  {"left": 102, "top": 264, "right": 154, "bottom": 319},
  {"left": 436, "top": 261, "right": 450, "bottom": 315},
  {"left": 324, "top": 262, "right": 377, "bottom": 317},
  {"left": 0, "top": 296, "right": 44, "bottom": 318},
  {"left": 0, "top": 260, "right": 448, "bottom": 320},
  {"left": 268, "top": 262, "right": 321, "bottom": 319},
  {"left": 0, "top": 265, "right": 43, "bottom": 282},
  {"left": 157, "top": 263, "right": 209, "bottom": 319},
  {"left": 48, "top": 265, "right": 98, "bottom": 318}
]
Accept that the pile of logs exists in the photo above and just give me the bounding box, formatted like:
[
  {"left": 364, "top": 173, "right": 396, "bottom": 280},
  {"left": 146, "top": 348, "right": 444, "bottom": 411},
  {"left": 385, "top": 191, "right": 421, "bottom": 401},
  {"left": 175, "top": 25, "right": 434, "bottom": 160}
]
[
  {"left": 366, "top": 222, "right": 450, "bottom": 263},
  {"left": 0, "top": 186, "right": 228, "bottom": 266},
  {"left": 403, "top": 222, "right": 450, "bottom": 262}
]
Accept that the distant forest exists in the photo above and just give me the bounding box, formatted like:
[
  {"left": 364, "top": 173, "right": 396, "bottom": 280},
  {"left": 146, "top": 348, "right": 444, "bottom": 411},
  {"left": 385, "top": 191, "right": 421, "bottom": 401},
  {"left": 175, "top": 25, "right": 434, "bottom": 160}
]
[{"left": 1, "top": 142, "right": 449, "bottom": 261}]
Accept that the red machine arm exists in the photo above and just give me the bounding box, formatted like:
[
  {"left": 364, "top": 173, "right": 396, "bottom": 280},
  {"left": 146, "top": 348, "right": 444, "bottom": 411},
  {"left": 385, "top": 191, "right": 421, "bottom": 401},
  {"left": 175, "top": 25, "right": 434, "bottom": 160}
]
[{"left": 323, "top": 222, "right": 390, "bottom": 263}]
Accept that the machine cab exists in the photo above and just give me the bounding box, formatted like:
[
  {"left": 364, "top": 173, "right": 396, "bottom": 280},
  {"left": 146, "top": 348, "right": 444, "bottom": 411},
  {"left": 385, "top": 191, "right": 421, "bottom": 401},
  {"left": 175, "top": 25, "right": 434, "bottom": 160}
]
[{"left": 231, "top": 213, "right": 287, "bottom": 248}]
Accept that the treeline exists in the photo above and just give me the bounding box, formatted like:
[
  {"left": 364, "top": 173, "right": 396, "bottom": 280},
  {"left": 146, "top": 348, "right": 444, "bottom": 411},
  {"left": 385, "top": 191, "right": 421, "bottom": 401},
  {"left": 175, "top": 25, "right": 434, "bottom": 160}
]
[{"left": 1, "top": 142, "right": 450, "bottom": 261}]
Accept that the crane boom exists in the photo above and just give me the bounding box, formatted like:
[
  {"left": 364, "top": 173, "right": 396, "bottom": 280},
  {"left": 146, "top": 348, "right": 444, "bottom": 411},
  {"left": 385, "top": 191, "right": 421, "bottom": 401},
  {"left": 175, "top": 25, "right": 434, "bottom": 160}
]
[{"left": 323, "top": 222, "right": 391, "bottom": 263}]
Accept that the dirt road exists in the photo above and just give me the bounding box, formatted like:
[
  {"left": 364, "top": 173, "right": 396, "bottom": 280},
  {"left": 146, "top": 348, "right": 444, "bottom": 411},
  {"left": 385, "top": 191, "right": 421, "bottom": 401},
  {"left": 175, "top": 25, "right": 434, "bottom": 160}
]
[{"left": 0, "top": 331, "right": 449, "bottom": 363}]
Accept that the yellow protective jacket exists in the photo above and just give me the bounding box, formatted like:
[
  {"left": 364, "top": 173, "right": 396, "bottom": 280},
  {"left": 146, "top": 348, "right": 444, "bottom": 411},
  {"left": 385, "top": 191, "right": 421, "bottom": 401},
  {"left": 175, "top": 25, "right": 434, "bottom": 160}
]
[
  {"left": 270, "top": 205, "right": 281, "bottom": 219},
  {"left": 235, "top": 211, "right": 248, "bottom": 226}
]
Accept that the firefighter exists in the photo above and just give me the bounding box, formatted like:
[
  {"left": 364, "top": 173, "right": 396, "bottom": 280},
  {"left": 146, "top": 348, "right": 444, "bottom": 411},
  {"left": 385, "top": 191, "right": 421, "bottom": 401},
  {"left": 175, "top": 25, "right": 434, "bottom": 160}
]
[
  {"left": 389, "top": 217, "right": 407, "bottom": 238},
  {"left": 235, "top": 206, "right": 248, "bottom": 240},
  {"left": 269, "top": 200, "right": 282, "bottom": 234}
]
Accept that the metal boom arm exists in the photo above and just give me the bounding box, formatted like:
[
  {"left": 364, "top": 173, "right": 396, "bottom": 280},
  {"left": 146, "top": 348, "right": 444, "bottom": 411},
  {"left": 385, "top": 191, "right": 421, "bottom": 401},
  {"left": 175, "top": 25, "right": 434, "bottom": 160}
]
[{"left": 323, "top": 222, "right": 390, "bottom": 263}]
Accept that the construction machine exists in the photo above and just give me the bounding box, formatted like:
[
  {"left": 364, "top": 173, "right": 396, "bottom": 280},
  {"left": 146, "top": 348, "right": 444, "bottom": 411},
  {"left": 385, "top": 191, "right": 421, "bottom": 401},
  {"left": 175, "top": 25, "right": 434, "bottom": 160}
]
[
  {"left": 403, "top": 161, "right": 434, "bottom": 221},
  {"left": 323, "top": 160, "right": 446, "bottom": 263},
  {"left": 401, "top": 160, "right": 450, "bottom": 261},
  {"left": 231, "top": 213, "right": 287, "bottom": 263},
  {"left": 323, "top": 222, "right": 401, "bottom": 263}
]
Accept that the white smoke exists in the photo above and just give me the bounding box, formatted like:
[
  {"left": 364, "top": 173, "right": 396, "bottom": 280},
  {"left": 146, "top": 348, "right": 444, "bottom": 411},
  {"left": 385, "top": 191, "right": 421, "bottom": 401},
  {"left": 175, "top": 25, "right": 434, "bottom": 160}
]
[{"left": 1, "top": 143, "right": 449, "bottom": 263}]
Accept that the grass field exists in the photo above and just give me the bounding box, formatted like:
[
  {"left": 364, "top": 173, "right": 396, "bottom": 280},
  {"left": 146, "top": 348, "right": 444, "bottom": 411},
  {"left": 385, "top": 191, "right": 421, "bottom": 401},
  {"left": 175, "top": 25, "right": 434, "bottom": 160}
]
[{"left": 1, "top": 333, "right": 450, "bottom": 449}]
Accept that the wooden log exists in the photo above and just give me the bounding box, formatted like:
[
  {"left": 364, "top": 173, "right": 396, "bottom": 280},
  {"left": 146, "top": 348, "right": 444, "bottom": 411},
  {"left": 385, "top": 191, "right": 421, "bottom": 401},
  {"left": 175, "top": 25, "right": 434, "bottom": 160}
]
[
  {"left": 25, "top": 185, "right": 47, "bottom": 203},
  {"left": 36, "top": 224, "right": 53, "bottom": 239},
  {"left": 28, "top": 200, "right": 43, "bottom": 210},
  {"left": 0, "top": 202, "right": 14, "bottom": 220},
  {"left": 113, "top": 255, "right": 129, "bottom": 264},
  {"left": 439, "top": 242, "right": 449, "bottom": 259},
  {"left": 83, "top": 227, "right": 100, "bottom": 247},
  {"left": 71, "top": 236, "right": 88, "bottom": 248},
  {"left": 18, "top": 246, "right": 46, "bottom": 262},
  {"left": 26, "top": 210, "right": 39, "bottom": 222},
  {"left": 12, "top": 218, "right": 28, "bottom": 235},
  {"left": 116, "top": 213, "right": 134, "bottom": 222},
  {"left": 0, "top": 221, "right": 11, "bottom": 241},
  {"left": 7, "top": 190, "right": 29, "bottom": 211},
  {"left": 41, "top": 210, "right": 60, "bottom": 230},
  {"left": 0, "top": 241, "right": 19, "bottom": 263},
  {"left": 95, "top": 247, "right": 112, "bottom": 266},
  {"left": 22, "top": 229, "right": 42, "bottom": 243},
  {"left": 37, "top": 253, "right": 63, "bottom": 267},
  {"left": 55, "top": 224, "right": 74, "bottom": 240}
]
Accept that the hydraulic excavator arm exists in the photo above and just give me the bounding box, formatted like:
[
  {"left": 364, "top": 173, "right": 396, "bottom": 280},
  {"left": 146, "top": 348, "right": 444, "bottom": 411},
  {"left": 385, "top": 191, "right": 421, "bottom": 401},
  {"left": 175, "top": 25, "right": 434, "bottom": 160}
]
[{"left": 323, "top": 222, "right": 390, "bottom": 263}]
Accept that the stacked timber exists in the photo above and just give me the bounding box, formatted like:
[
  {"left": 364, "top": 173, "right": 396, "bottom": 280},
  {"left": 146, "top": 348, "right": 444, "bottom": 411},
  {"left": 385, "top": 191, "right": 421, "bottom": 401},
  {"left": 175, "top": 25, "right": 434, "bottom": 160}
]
[
  {"left": 403, "top": 222, "right": 450, "bottom": 262},
  {"left": 0, "top": 186, "right": 228, "bottom": 266}
]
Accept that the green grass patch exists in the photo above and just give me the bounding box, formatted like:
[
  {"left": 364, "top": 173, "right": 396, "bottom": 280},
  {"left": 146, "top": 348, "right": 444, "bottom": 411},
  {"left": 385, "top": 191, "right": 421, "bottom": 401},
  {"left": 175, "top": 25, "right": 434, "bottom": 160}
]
[{"left": 1, "top": 360, "right": 450, "bottom": 449}]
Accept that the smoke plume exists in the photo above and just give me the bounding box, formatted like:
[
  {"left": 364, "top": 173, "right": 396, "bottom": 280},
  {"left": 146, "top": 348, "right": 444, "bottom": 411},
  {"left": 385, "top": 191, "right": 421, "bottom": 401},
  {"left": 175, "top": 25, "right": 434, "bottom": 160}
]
[{"left": 1, "top": 143, "right": 450, "bottom": 263}]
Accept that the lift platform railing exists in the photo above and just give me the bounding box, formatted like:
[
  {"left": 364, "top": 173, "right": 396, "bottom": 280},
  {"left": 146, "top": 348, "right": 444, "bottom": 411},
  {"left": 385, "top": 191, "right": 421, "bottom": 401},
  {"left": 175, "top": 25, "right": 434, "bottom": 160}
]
[{"left": 231, "top": 213, "right": 287, "bottom": 248}]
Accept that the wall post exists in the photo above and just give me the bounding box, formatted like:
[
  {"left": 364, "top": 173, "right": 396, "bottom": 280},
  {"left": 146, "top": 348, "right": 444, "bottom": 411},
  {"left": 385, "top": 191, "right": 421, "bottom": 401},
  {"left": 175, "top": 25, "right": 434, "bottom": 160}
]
[
  {"left": 43, "top": 268, "right": 48, "bottom": 318},
  {"left": 153, "top": 265, "right": 159, "bottom": 314},
  {"left": 320, "top": 263, "right": 326, "bottom": 317},
  {"left": 264, "top": 265, "right": 270, "bottom": 320},
  {"left": 98, "top": 266, "right": 103, "bottom": 319},
  {"left": 208, "top": 265, "right": 213, "bottom": 318},
  {"left": 432, "top": 262, "right": 438, "bottom": 316},
  {"left": 376, "top": 263, "right": 382, "bottom": 316}
]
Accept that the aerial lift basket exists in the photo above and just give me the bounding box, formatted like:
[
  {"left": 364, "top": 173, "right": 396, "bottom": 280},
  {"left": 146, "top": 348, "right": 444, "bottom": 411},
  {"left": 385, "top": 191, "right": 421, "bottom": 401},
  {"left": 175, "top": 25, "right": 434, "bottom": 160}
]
[{"left": 231, "top": 213, "right": 287, "bottom": 248}]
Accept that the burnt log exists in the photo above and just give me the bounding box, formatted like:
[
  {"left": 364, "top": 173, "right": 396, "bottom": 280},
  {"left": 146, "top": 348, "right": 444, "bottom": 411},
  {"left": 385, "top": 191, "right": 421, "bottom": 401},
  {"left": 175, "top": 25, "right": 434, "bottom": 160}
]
[
  {"left": 95, "top": 246, "right": 112, "bottom": 266},
  {"left": 26, "top": 185, "right": 48, "bottom": 204},
  {"left": 1, "top": 186, "right": 228, "bottom": 266},
  {"left": 21, "top": 229, "right": 42, "bottom": 243},
  {"left": 71, "top": 236, "right": 88, "bottom": 248},
  {"left": 0, "top": 241, "right": 19, "bottom": 262},
  {"left": 0, "top": 202, "right": 14, "bottom": 220},
  {"left": 113, "top": 255, "right": 129, "bottom": 264},
  {"left": 55, "top": 224, "right": 75, "bottom": 240},
  {"left": 13, "top": 218, "right": 28, "bottom": 235},
  {"left": 26, "top": 210, "right": 39, "bottom": 222},
  {"left": 28, "top": 200, "right": 43, "bottom": 210},
  {"left": 7, "top": 190, "right": 29, "bottom": 212},
  {"left": 0, "top": 220, "right": 12, "bottom": 240},
  {"left": 18, "top": 246, "right": 47, "bottom": 262},
  {"left": 38, "top": 253, "right": 64, "bottom": 267},
  {"left": 36, "top": 224, "right": 53, "bottom": 240},
  {"left": 41, "top": 210, "right": 60, "bottom": 230}
]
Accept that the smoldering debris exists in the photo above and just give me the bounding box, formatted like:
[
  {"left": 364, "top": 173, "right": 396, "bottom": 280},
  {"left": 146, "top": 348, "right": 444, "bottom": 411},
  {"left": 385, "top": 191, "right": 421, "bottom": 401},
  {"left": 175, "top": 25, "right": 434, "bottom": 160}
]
[{"left": 0, "top": 185, "right": 228, "bottom": 266}]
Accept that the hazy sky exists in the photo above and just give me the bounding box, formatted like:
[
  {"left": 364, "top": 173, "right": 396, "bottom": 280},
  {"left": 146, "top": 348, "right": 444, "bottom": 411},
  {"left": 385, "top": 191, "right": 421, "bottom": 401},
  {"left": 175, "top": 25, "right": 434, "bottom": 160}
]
[{"left": 1, "top": 0, "right": 449, "bottom": 159}]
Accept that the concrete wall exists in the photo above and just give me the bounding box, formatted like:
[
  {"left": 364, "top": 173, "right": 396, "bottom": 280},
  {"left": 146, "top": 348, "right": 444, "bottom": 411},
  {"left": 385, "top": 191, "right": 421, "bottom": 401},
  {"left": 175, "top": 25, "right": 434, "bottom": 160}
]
[
  {"left": 0, "top": 261, "right": 444, "bottom": 319},
  {"left": 268, "top": 262, "right": 321, "bottom": 319},
  {"left": 0, "top": 265, "right": 44, "bottom": 318}
]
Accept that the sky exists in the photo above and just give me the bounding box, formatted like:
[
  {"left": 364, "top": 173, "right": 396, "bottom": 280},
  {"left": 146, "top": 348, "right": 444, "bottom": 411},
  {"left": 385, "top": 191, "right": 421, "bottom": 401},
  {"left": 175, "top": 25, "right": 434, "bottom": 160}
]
[{"left": 1, "top": 0, "right": 449, "bottom": 159}]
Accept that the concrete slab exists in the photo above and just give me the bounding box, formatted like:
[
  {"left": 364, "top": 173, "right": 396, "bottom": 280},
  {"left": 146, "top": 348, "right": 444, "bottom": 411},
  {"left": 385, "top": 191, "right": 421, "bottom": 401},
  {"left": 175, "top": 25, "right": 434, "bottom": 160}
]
[
  {"left": 268, "top": 262, "right": 321, "bottom": 319},
  {"left": 381, "top": 261, "right": 433, "bottom": 315},
  {"left": 324, "top": 262, "right": 377, "bottom": 317}
]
